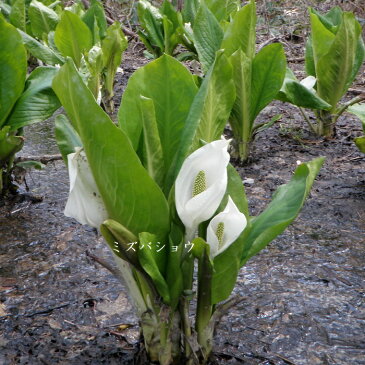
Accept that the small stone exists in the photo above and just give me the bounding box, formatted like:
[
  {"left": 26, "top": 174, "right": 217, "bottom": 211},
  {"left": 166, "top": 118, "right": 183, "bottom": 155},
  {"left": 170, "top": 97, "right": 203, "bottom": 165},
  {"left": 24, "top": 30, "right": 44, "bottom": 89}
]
[{"left": 243, "top": 178, "right": 255, "bottom": 185}]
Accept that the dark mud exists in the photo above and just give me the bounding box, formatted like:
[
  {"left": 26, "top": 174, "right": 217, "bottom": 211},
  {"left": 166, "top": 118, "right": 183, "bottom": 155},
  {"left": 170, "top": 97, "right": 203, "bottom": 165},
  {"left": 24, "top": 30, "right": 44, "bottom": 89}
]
[{"left": 1, "top": 12, "right": 365, "bottom": 365}]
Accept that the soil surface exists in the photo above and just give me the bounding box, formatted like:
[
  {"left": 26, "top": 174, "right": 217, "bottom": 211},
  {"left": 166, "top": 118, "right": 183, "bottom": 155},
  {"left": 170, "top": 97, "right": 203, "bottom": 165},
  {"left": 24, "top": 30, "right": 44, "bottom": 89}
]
[{"left": 1, "top": 2, "right": 365, "bottom": 364}]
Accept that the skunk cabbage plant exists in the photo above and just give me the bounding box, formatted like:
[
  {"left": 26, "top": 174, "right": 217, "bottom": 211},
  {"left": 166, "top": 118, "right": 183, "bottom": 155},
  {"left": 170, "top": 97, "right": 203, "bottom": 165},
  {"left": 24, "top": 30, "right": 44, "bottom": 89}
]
[
  {"left": 278, "top": 7, "right": 365, "bottom": 137},
  {"left": 53, "top": 56, "right": 324, "bottom": 364}
]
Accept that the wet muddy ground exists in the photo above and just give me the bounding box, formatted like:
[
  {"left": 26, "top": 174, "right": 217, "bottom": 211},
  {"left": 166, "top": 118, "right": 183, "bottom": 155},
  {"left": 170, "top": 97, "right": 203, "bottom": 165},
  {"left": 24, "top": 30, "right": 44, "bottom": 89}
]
[{"left": 1, "top": 2, "right": 365, "bottom": 364}]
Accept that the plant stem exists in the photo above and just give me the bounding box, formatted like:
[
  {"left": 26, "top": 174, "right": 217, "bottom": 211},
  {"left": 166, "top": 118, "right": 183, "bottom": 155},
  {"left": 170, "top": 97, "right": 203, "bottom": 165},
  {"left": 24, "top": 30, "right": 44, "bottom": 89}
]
[
  {"left": 180, "top": 297, "right": 193, "bottom": 364},
  {"left": 299, "top": 107, "right": 317, "bottom": 135},
  {"left": 196, "top": 252, "right": 213, "bottom": 364},
  {"left": 333, "top": 95, "right": 365, "bottom": 124}
]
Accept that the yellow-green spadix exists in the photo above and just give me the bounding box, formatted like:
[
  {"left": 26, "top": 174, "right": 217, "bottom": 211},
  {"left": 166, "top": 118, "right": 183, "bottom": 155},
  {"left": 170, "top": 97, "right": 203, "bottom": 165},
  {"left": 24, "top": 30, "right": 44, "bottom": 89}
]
[
  {"left": 175, "top": 139, "right": 230, "bottom": 239},
  {"left": 207, "top": 196, "right": 247, "bottom": 258},
  {"left": 64, "top": 148, "right": 107, "bottom": 229}
]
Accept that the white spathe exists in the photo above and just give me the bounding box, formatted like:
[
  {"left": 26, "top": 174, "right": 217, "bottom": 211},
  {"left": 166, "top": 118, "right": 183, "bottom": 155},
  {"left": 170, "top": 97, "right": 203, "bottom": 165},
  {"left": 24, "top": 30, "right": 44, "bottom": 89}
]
[
  {"left": 300, "top": 76, "right": 316, "bottom": 92},
  {"left": 64, "top": 148, "right": 108, "bottom": 229},
  {"left": 175, "top": 139, "right": 230, "bottom": 239},
  {"left": 207, "top": 196, "right": 247, "bottom": 258}
]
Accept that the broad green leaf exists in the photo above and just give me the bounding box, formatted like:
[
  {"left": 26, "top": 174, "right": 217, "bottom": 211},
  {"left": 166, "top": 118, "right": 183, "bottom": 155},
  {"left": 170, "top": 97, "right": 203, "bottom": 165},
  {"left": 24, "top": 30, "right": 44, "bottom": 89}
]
[
  {"left": 250, "top": 43, "right": 286, "bottom": 122},
  {"left": 118, "top": 55, "right": 198, "bottom": 193},
  {"left": 165, "top": 52, "right": 234, "bottom": 190},
  {"left": 82, "top": 0, "right": 107, "bottom": 42},
  {"left": 54, "top": 114, "right": 82, "bottom": 164},
  {"left": 211, "top": 229, "right": 246, "bottom": 304},
  {"left": 53, "top": 59, "right": 170, "bottom": 240},
  {"left": 138, "top": 232, "right": 170, "bottom": 303},
  {"left": 211, "top": 164, "right": 249, "bottom": 303},
  {"left": 205, "top": 0, "right": 239, "bottom": 22},
  {"left": 9, "top": 0, "right": 25, "bottom": 31},
  {"left": 276, "top": 68, "right": 331, "bottom": 110},
  {"left": 310, "top": 6, "right": 343, "bottom": 29},
  {"left": 221, "top": 0, "right": 256, "bottom": 58},
  {"left": 193, "top": 51, "right": 235, "bottom": 145},
  {"left": 6, "top": 67, "right": 61, "bottom": 131},
  {"left": 0, "top": 16, "right": 26, "bottom": 128},
  {"left": 310, "top": 12, "right": 335, "bottom": 69},
  {"left": 305, "top": 37, "right": 316, "bottom": 76},
  {"left": 348, "top": 103, "right": 365, "bottom": 125},
  {"left": 29, "top": 0, "right": 59, "bottom": 40},
  {"left": 316, "top": 12, "right": 362, "bottom": 109},
  {"left": 19, "top": 29, "right": 65, "bottom": 65},
  {"left": 192, "top": 2, "right": 223, "bottom": 73},
  {"left": 101, "top": 22, "right": 127, "bottom": 99},
  {"left": 140, "top": 96, "right": 165, "bottom": 189},
  {"left": 241, "top": 157, "right": 325, "bottom": 266},
  {"left": 137, "top": 0, "right": 164, "bottom": 51},
  {"left": 182, "top": 0, "right": 199, "bottom": 24},
  {"left": 229, "top": 49, "right": 251, "bottom": 143},
  {"left": 54, "top": 10, "right": 93, "bottom": 67},
  {"left": 350, "top": 38, "right": 365, "bottom": 87}
]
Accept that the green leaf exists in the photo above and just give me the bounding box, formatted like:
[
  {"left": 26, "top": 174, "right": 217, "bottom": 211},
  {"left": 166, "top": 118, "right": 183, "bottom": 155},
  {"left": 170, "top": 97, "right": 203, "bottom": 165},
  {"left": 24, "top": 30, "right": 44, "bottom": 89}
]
[
  {"left": 0, "top": 16, "right": 26, "bottom": 128},
  {"left": 304, "top": 37, "right": 316, "bottom": 76},
  {"left": 204, "top": 0, "right": 239, "bottom": 22},
  {"left": 210, "top": 164, "right": 249, "bottom": 303},
  {"left": 354, "top": 136, "right": 365, "bottom": 153},
  {"left": 250, "top": 43, "right": 286, "bottom": 122},
  {"left": 316, "top": 12, "right": 362, "bottom": 109},
  {"left": 182, "top": 0, "right": 199, "bottom": 25},
  {"left": 16, "top": 160, "right": 45, "bottom": 170},
  {"left": 0, "top": 126, "right": 24, "bottom": 164},
  {"left": 9, "top": 0, "right": 26, "bottom": 31},
  {"left": 228, "top": 49, "right": 251, "bottom": 144},
  {"left": 101, "top": 219, "right": 140, "bottom": 268},
  {"left": 82, "top": 0, "right": 107, "bottom": 42},
  {"left": 137, "top": 0, "right": 164, "bottom": 52},
  {"left": 54, "top": 114, "right": 82, "bottom": 164},
  {"left": 29, "top": 0, "right": 59, "bottom": 40},
  {"left": 165, "top": 52, "right": 234, "bottom": 190},
  {"left": 192, "top": 2, "right": 223, "bottom": 73},
  {"left": 276, "top": 68, "right": 331, "bottom": 110},
  {"left": 18, "top": 29, "right": 65, "bottom": 65},
  {"left": 6, "top": 67, "right": 61, "bottom": 131},
  {"left": 118, "top": 55, "right": 198, "bottom": 193},
  {"left": 54, "top": 10, "right": 93, "bottom": 67},
  {"left": 52, "top": 59, "right": 170, "bottom": 240},
  {"left": 140, "top": 96, "right": 165, "bottom": 188},
  {"left": 241, "top": 157, "right": 325, "bottom": 266},
  {"left": 138, "top": 232, "right": 170, "bottom": 303},
  {"left": 348, "top": 103, "right": 365, "bottom": 153},
  {"left": 193, "top": 51, "right": 235, "bottom": 145},
  {"left": 101, "top": 22, "right": 127, "bottom": 99},
  {"left": 310, "top": 12, "right": 335, "bottom": 69},
  {"left": 221, "top": 0, "right": 256, "bottom": 58}
]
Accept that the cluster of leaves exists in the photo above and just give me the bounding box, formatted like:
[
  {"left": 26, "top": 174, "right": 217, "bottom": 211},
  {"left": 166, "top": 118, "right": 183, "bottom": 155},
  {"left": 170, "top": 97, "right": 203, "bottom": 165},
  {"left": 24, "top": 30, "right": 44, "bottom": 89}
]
[
  {"left": 0, "top": 0, "right": 128, "bottom": 112},
  {"left": 279, "top": 6, "right": 365, "bottom": 137},
  {"left": 0, "top": 16, "right": 59, "bottom": 194},
  {"left": 53, "top": 50, "right": 324, "bottom": 363},
  {"left": 137, "top": 0, "right": 364, "bottom": 158}
]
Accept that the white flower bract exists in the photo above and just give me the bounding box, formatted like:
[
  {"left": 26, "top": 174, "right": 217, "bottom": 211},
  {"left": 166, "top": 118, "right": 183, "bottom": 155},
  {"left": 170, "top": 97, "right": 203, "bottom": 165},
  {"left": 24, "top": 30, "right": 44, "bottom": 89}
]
[
  {"left": 64, "top": 148, "right": 108, "bottom": 229},
  {"left": 175, "top": 139, "right": 230, "bottom": 238},
  {"left": 207, "top": 196, "right": 247, "bottom": 258}
]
